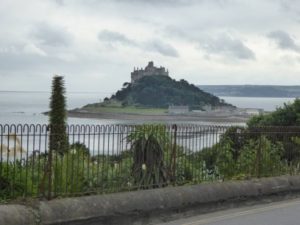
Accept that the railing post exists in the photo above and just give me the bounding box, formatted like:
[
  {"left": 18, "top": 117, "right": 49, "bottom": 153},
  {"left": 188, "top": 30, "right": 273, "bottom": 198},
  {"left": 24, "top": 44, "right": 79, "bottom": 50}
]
[
  {"left": 171, "top": 124, "right": 177, "bottom": 185},
  {"left": 256, "top": 132, "right": 262, "bottom": 178},
  {"left": 47, "top": 148, "right": 53, "bottom": 200},
  {"left": 47, "top": 125, "right": 53, "bottom": 200}
]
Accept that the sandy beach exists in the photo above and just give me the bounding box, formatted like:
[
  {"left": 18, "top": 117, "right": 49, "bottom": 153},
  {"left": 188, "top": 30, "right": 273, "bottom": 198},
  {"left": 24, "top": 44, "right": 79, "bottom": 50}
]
[{"left": 67, "top": 110, "right": 250, "bottom": 124}]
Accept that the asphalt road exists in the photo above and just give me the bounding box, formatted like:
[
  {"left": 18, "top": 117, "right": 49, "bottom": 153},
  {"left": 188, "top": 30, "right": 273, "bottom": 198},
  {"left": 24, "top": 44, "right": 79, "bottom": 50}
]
[{"left": 157, "top": 197, "right": 300, "bottom": 225}]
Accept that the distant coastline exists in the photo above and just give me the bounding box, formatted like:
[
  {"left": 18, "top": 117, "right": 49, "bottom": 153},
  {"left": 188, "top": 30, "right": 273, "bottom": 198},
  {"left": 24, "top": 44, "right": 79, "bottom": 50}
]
[{"left": 199, "top": 85, "right": 300, "bottom": 98}]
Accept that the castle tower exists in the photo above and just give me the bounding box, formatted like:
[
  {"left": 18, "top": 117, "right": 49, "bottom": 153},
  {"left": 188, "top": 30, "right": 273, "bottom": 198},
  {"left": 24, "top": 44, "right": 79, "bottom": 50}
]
[
  {"left": 131, "top": 61, "right": 169, "bottom": 83},
  {"left": 147, "top": 61, "right": 154, "bottom": 68}
]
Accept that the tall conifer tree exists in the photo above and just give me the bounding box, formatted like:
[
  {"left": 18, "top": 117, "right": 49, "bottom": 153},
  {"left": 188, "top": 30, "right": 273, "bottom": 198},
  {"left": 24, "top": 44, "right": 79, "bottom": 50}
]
[{"left": 49, "top": 75, "right": 68, "bottom": 154}]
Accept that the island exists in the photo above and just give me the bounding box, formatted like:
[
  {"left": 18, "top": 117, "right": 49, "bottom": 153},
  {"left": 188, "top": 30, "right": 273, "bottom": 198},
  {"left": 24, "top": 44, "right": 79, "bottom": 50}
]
[{"left": 69, "top": 62, "right": 251, "bottom": 123}]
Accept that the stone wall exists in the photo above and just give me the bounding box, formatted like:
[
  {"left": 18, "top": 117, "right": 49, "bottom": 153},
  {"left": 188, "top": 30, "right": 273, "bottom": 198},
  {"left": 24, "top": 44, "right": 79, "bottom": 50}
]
[{"left": 2, "top": 175, "right": 300, "bottom": 225}]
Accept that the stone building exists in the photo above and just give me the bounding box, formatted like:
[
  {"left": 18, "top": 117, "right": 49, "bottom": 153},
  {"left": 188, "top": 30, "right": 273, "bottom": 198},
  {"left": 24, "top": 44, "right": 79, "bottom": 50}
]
[
  {"left": 131, "top": 61, "right": 169, "bottom": 83},
  {"left": 168, "top": 105, "right": 189, "bottom": 115}
]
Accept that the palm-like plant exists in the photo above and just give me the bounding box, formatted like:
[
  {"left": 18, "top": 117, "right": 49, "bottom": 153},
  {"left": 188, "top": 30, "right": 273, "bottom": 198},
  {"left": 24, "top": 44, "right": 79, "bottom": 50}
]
[{"left": 127, "top": 125, "right": 170, "bottom": 189}]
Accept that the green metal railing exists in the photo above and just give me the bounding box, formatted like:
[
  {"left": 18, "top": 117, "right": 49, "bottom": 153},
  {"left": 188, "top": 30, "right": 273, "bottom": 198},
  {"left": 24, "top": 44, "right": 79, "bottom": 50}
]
[{"left": 1, "top": 124, "right": 300, "bottom": 201}]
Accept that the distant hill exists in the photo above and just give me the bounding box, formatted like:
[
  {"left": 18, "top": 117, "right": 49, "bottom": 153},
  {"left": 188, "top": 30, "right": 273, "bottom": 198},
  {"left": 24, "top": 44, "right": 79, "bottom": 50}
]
[
  {"left": 198, "top": 85, "right": 300, "bottom": 97},
  {"left": 96, "top": 76, "right": 234, "bottom": 109}
]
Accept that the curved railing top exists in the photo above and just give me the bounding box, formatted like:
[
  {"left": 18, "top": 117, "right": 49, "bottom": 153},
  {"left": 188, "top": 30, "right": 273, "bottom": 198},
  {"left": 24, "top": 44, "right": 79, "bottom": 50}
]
[{"left": 1, "top": 123, "right": 300, "bottom": 135}]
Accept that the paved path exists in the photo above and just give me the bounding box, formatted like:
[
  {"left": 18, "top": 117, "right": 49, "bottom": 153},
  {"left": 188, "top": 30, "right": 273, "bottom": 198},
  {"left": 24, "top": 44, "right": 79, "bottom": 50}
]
[{"left": 157, "top": 197, "right": 300, "bottom": 225}]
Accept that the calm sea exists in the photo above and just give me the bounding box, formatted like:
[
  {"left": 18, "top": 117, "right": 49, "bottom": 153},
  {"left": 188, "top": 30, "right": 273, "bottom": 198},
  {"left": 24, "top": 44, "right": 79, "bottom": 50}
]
[
  {"left": 0, "top": 92, "right": 295, "bottom": 125},
  {"left": 221, "top": 96, "right": 296, "bottom": 112},
  {"left": 0, "top": 91, "right": 112, "bottom": 125}
]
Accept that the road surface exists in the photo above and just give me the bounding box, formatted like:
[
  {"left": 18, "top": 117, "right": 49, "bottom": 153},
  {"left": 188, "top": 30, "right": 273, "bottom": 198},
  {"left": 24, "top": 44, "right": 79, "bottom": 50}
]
[{"left": 157, "top": 197, "right": 300, "bottom": 225}]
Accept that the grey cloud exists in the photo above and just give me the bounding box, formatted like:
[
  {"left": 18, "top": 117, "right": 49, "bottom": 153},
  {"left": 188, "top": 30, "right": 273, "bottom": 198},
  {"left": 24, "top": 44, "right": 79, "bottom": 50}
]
[
  {"left": 0, "top": 44, "right": 100, "bottom": 78},
  {"left": 279, "top": 0, "right": 300, "bottom": 13},
  {"left": 109, "top": 0, "right": 229, "bottom": 7},
  {"left": 98, "top": 30, "right": 137, "bottom": 46},
  {"left": 98, "top": 30, "right": 178, "bottom": 57},
  {"left": 55, "top": 0, "right": 65, "bottom": 6},
  {"left": 164, "top": 26, "right": 188, "bottom": 39},
  {"left": 32, "top": 23, "right": 72, "bottom": 47},
  {"left": 145, "top": 40, "right": 179, "bottom": 57},
  {"left": 268, "top": 30, "right": 300, "bottom": 52},
  {"left": 105, "top": 0, "right": 196, "bottom": 6},
  {"left": 200, "top": 35, "right": 255, "bottom": 60},
  {"left": 0, "top": 50, "right": 61, "bottom": 72},
  {"left": 0, "top": 43, "right": 82, "bottom": 73}
]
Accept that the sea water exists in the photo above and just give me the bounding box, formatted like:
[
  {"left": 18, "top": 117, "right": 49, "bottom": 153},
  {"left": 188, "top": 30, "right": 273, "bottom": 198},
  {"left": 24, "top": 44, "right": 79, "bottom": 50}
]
[
  {"left": 0, "top": 92, "right": 295, "bottom": 155},
  {"left": 0, "top": 91, "right": 117, "bottom": 125},
  {"left": 0, "top": 92, "right": 295, "bottom": 125},
  {"left": 220, "top": 96, "right": 295, "bottom": 112}
]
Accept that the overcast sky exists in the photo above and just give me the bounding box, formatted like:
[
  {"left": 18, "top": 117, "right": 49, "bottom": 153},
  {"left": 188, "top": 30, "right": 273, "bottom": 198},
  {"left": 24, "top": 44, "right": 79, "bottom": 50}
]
[{"left": 1, "top": 0, "right": 300, "bottom": 92}]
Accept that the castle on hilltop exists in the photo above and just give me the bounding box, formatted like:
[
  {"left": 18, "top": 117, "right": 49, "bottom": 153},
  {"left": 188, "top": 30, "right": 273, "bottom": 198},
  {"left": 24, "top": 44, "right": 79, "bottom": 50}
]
[{"left": 131, "top": 61, "right": 169, "bottom": 83}]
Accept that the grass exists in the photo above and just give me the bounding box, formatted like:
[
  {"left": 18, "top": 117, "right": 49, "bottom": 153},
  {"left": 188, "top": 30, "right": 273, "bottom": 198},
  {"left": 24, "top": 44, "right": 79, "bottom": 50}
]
[{"left": 81, "top": 101, "right": 167, "bottom": 115}]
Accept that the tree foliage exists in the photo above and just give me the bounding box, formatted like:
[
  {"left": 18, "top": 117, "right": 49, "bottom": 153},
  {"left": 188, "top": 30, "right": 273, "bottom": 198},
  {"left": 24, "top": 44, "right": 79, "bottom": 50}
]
[
  {"left": 248, "top": 98, "right": 300, "bottom": 127},
  {"left": 199, "top": 130, "right": 288, "bottom": 180},
  {"left": 111, "top": 75, "right": 233, "bottom": 109},
  {"left": 49, "top": 75, "right": 69, "bottom": 154}
]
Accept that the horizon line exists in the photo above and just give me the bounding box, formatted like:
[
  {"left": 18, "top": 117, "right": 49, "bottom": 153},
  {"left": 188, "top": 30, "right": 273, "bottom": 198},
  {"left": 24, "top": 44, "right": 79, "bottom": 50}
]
[{"left": 0, "top": 90, "right": 112, "bottom": 94}]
